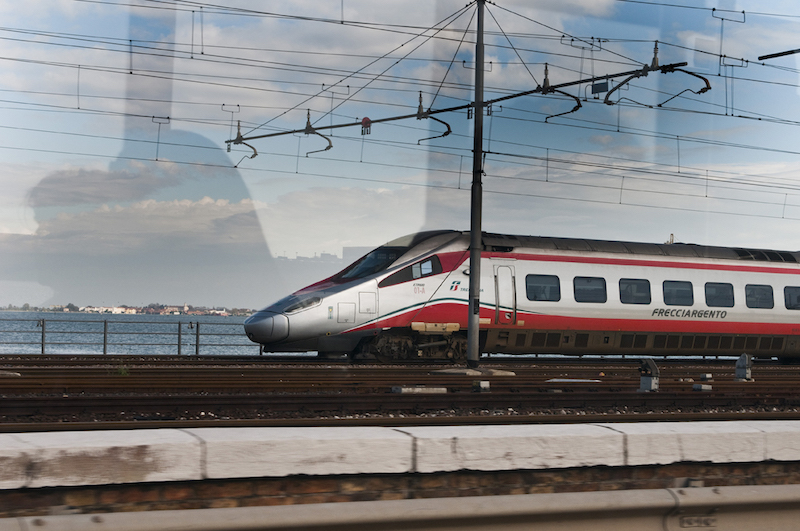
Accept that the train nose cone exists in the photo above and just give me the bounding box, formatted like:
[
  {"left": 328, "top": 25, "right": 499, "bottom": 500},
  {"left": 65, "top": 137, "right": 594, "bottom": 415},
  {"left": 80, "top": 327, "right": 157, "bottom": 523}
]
[{"left": 244, "top": 311, "right": 289, "bottom": 344}]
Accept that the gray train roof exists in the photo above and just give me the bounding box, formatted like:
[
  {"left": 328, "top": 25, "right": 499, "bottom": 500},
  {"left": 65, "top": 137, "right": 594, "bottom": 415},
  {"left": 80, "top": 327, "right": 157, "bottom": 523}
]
[{"left": 478, "top": 232, "right": 800, "bottom": 264}]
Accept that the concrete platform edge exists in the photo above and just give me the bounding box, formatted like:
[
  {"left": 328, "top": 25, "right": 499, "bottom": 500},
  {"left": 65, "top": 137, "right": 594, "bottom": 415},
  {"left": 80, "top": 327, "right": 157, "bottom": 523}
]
[{"left": 2, "top": 421, "right": 800, "bottom": 490}]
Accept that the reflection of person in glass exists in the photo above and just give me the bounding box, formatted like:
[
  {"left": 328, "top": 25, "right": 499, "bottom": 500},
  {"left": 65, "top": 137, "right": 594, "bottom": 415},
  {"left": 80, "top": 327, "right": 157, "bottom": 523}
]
[{"left": 26, "top": 6, "right": 278, "bottom": 307}]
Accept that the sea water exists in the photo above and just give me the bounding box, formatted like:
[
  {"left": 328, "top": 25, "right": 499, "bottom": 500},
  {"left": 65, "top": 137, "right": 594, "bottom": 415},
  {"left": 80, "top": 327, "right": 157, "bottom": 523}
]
[{"left": 0, "top": 311, "right": 261, "bottom": 356}]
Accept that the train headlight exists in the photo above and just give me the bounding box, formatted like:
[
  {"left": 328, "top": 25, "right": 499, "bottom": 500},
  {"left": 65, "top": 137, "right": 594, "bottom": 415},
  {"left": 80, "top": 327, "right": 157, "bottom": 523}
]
[{"left": 244, "top": 311, "right": 289, "bottom": 344}]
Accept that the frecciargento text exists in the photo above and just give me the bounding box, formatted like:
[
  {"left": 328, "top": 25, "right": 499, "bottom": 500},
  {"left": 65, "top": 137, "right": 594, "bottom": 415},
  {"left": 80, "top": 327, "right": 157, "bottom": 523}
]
[{"left": 651, "top": 308, "right": 728, "bottom": 319}]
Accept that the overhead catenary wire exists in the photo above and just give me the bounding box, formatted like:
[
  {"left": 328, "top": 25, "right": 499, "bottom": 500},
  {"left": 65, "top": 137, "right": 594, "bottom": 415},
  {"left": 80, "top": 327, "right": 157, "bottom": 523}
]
[
  {"left": 6, "top": 109, "right": 800, "bottom": 215},
  {"left": 611, "top": 0, "right": 800, "bottom": 20},
  {"left": 239, "top": 2, "right": 477, "bottom": 137},
  {"left": 5, "top": 0, "right": 800, "bottom": 224},
  {"left": 6, "top": 71, "right": 800, "bottom": 196},
  {"left": 6, "top": 52, "right": 800, "bottom": 174},
  {"left": 8, "top": 137, "right": 796, "bottom": 223},
  {"left": 3, "top": 21, "right": 798, "bottom": 105}
]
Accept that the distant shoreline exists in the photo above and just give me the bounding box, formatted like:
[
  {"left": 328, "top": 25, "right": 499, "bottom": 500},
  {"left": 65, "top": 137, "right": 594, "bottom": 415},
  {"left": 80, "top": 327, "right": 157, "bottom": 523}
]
[{"left": 0, "top": 307, "right": 254, "bottom": 316}]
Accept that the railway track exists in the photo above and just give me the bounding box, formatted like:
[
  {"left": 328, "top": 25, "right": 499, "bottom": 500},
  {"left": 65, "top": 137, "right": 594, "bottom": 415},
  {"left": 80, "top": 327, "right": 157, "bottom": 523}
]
[
  {"left": 2, "top": 355, "right": 800, "bottom": 430},
  {"left": 0, "top": 353, "right": 779, "bottom": 368}
]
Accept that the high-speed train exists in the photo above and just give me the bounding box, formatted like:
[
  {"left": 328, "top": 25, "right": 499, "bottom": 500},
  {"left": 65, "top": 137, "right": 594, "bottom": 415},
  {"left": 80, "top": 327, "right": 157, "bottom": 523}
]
[{"left": 244, "top": 230, "right": 800, "bottom": 362}]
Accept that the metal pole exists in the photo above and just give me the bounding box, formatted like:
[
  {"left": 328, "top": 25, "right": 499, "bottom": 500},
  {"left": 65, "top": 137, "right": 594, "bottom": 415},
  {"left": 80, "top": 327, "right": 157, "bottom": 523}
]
[
  {"left": 178, "top": 322, "right": 182, "bottom": 356},
  {"left": 195, "top": 322, "right": 200, "bottom": 356},
  {"left": 103, "top": 320, "right": 108, "bottom": 355},
  {"left": 40, "top": 319, "right": 46, "bottom": 355},
  {"left": 467, "top": 0, "right": 485, "bottom": 369},
  {"left": 759, "top": 48, "right": 800, "bottom": 61}
]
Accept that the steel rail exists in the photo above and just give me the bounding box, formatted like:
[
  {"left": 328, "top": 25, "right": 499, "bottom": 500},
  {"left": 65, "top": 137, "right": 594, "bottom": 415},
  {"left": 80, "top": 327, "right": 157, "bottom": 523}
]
[
  {"left": 4, "top": 409, "right": 800, "bottom": 433},
  {"left": 2, "top": 390, "right": 798, "bottom": 418},
  {"left": 3, "top": 360, "right": 800, "bottom": 396},
  {"left": 0, "top": 373, "right": 793, "bottom": 391}
]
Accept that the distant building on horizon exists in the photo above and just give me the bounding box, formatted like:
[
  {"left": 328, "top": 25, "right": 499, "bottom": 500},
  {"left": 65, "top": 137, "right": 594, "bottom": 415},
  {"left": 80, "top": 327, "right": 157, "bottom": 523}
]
[
  {"left": 273, "top": 247, "right": 373, "bottom": 267},
  {"left": 342, "top": 247, "right": 373, "bottom": 265},
  {"left": 80, "top": 306, "right": 137, "bottom": 314}
]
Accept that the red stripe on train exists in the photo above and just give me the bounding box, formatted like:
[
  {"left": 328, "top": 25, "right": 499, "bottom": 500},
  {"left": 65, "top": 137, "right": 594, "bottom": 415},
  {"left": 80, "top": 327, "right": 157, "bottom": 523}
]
[
  {"left": 347, "top": 301, "right": 800, "bottom": 336},
  {"left": 484, "top": 252, "right": 800, "bottom": 275}
]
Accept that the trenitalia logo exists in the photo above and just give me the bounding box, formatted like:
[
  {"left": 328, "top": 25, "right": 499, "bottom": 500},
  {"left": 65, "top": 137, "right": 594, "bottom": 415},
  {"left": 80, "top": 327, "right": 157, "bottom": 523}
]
[
  {"left": 450, "top": 281, "right": 461, "bottom": 291},
  {"left": 652, "top": 308, "right": 728, "bottom": 319}
]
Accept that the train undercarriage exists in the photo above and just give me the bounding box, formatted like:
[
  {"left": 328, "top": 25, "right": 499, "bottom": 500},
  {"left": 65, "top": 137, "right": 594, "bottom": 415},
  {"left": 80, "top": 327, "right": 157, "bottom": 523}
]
[
  {"left": 334, "top": 327, "right": 800, "bottom": 363},
  {"left": 351, "top": 331, "right": 469, "bottom": 363}
]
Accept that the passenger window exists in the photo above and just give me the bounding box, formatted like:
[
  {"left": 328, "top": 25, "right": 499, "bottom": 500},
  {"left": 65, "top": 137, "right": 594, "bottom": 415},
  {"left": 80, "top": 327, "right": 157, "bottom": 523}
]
[
  {"left": 620, "top": 278, "right": 651, "bottom": 305},
  {"left": 574, "top": 277, "right": 607, "bottom": 303},
  {"left": 745, "top": 284, "right": 774, "bottom": 309},
  {"left": 705, "top": 282, "right": 734, "bottom": 308},
  {"left": 526, "top": 275, "right": 561, "bottom": 302},
  {"left": 784, "top": 287, "right": 800, "bottom": 310},
  {"left": 378, "top": 256, "right": 443, "bottom": 288},
  {"left": 663, "top": 281, "right": 693, "bottom": 306}
]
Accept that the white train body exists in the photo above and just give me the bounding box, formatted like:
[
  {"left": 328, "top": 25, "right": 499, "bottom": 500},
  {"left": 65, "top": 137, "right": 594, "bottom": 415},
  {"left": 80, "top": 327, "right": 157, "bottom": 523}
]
[{"left": 244, "top": 230, "right": 800, "bottom": 361}]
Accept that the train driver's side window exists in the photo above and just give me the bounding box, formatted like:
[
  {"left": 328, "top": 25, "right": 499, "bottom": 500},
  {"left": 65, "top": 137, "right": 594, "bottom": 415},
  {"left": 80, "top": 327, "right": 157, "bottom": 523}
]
[
  {"left": 785, "top": 287, "right": 800, "bottom": 310},
  {"left": 525, "top": 275, "right": 561, "bottom": 302},
  {"left": 663, "top": 280, "right": 693, "bottom": 306},
  {"left": 377, "top": 256, "right": 443, "bottom": 288}
]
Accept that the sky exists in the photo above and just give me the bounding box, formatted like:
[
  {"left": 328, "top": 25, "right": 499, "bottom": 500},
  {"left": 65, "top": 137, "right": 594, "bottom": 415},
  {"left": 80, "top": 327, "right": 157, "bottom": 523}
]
[{"left": 2, "top": 0, "right": 800, "bottom": 309}]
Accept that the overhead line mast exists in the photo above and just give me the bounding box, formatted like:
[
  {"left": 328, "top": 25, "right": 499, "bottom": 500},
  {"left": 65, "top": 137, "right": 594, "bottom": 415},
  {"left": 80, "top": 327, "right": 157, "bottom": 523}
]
[{"left": 466, "top": 0, "right": 485, "bottom": 368}]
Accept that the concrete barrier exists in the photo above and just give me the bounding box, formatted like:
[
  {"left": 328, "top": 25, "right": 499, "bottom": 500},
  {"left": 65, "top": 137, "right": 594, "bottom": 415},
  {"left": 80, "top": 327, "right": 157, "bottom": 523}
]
[
  {"left": 599, "top": 421, "right": 768, "bottom": 465},
  {"left": 399, "top": 424, "right": 624, "bottom": 473},
  {"left": 191, "top": 426, "right": 413, "bottom": 478},
  {"left": 0, "top": 430, "right": 201, "bottom": 489},
  {"left": 3, "top": 421, "right": 800, "bottom": 490}
]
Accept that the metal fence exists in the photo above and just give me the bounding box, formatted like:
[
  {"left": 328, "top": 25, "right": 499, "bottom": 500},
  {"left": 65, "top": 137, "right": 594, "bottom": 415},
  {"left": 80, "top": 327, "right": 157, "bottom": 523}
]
[{"left": 0, "top": 317, "right": 259, "bottom": 356}]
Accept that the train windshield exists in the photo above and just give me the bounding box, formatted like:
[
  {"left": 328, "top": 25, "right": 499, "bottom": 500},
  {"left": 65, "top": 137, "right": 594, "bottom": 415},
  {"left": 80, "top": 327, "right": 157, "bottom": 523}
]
[
  {"left": 337, "top": 246, "right": 408, "bottom": 281},
  {"left": 330, "top": 231, "right": 458, "bottom": 283}
]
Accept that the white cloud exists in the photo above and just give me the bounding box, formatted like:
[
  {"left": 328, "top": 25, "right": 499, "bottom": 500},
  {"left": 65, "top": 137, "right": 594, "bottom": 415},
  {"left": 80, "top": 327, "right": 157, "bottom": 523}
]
[
  {"left": 0, "top": 281, "right": 54, "bottom": 307},
  {"left": 34, "top": 197, "right": 265, "bottom": 253},
  {"left": 253, "top": 186, "right": 428, "bottom": 257},
  {"left": 28, "top": 166, "right": 179, "bottom": 208}
]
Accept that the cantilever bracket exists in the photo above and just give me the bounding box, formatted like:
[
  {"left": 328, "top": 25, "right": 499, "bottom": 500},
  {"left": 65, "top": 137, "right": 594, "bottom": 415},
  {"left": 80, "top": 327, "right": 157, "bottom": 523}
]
[
  {"left": 604, "top": 66, "right": 711, "bottom": 107},
  {"left": 604, "top": 43, "right": 705, "bottom": 107},
  {"left": 538, "top": 64, "right": 583, "bottom": 122},
  {"left": 612, "top": 65, "right": 711, "bottom": 109},
  {"left": 657, "top": 68, "right": 711, "bottom": 107},
  {"left": 604, "top": 69, "right": 648, "bottom": 105},
  {"left": 415, "top": 91, "right": 452, "bottom": 144},
  {"left": 417, "top": 116, "right": 452, "bottom": 144},
  {"left": 303, "top": 110, "right": 333, "bottom": 157},
  {"left": 228, "top": 121, "right": 258, "bottom": 161},
  {"left": 605, "top": 41, "right": 661, "bottom": 106},
  {"left": 545, "top": 89, "right": 582, "bottom": 122}
]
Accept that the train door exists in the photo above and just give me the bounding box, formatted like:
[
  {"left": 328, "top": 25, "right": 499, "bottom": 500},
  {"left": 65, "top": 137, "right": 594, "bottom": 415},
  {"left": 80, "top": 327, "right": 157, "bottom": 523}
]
[
  {"left": 493, "top": 264, "right": 517, "bottom": 325},
  {"left": 356, "top": 279, "right": 378, "bottom": 327}
]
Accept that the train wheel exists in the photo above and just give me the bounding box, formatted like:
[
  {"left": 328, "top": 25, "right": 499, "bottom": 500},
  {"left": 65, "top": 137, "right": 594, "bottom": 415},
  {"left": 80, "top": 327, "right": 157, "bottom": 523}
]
[
  {"left": 356, "top": 333, "right": 415, "bottom": 363},
  {"left": 445, "top": 335, "right": 468, "bottom": 362}
]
